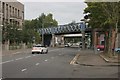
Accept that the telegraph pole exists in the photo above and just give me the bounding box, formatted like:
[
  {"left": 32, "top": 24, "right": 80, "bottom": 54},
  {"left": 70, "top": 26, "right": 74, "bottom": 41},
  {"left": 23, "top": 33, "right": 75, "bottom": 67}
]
[
  {"left": 81, "top": 15, "right": 89, "bottom": 50},
  {"left": 81, "top": 22, "right": 86, "bottom": 50},
  {"left": 42, "top": 22, "right": 44, "bottom": 46}
]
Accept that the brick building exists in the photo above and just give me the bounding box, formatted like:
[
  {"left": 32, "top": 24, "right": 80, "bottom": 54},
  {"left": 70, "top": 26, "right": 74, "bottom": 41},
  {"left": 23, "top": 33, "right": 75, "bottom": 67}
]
[
  {"left": 93, "top": 29, "right": 120, "bottom": 50},
  {"left": 116, "top": 33, "right": 120, "bottom": 48},
  {"left": 0, "top": 0, "right": 24, "bottom": 29}
]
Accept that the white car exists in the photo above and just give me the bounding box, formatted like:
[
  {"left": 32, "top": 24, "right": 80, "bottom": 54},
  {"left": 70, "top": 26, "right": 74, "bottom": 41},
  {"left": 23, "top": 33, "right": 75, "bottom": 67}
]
[
  {"left": 32, "top": 44, "right": 48, "bottom": 54},
  {"left": 65, "top": 43, "right": 72, "bottom": 47}
]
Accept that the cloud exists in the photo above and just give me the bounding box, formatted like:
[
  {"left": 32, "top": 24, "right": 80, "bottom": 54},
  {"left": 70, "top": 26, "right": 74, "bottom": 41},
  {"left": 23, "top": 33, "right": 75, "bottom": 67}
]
[
  {"left": 18, "top": 0, "right": 85, "bottom": 2},
  {"left": 24, "top": 2, "right": 87, "bottom": 25}
]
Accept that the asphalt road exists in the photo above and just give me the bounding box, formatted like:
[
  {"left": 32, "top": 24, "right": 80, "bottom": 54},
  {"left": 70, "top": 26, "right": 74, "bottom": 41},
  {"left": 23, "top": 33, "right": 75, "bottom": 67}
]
[{"left": 1, "top": 47, "right": 119, "bottom": 78}]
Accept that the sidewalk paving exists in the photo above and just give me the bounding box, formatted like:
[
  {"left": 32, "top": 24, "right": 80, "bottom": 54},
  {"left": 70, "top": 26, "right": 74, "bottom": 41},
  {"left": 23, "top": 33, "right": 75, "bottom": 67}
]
[
  {"left": 1, "top": 48, "right": 32, "bottom": 56},
  {"left": 75, "top": 50, "right": 119, "bottom": 66},
  {"left": 100, "top": 53, "right": 120, "bottom": 63}
]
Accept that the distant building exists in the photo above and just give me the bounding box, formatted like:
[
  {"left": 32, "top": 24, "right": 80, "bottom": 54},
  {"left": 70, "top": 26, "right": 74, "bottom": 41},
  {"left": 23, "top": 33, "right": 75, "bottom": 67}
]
[{"left": 0, "top": 0, "right": 24, "bottom": 29}]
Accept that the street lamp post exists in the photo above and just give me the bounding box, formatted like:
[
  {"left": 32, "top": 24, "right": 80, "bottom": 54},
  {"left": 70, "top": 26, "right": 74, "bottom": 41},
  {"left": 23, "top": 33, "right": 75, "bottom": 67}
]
[
  {"left": 42, "top": 22, "right": 44, "bottom": 46},
  {"left": 81, "top": 22, "right": 85, "bottom": 50},
  {"left": 81, "top": 14, "right": 89, "bottom": 50}
]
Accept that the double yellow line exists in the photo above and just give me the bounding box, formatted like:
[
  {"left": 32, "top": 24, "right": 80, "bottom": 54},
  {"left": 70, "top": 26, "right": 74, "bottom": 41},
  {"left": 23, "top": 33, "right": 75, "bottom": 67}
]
[{"left": 70, "top": 53, "right": 80, "bottom": 65}]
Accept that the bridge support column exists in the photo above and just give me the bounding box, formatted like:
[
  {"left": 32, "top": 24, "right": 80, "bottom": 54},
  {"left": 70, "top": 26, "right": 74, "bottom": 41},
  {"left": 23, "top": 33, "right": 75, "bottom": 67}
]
[
  {"left": 61, "top": 35, "right": 64, "bottom": 47},
  {"left": 82, "top": 30, "right": 85, "bottom": 50},
  {"left": 51, "top": 34, "right": 55, "bottom": 47}
]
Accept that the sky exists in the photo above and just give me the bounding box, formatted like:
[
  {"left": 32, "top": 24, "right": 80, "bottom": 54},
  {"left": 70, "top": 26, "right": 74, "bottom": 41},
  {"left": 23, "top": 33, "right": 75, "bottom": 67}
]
[{"left": 17, "top": 0, "right": 87, "bottom": 25}]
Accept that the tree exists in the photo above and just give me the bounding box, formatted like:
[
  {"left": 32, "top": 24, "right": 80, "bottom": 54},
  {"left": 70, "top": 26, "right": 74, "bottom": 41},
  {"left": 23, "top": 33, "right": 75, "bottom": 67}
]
[
  {"left": 101, "top": 2, "right": 119, "bottom": 55},
  {"left": 38, "top": 13, "right": 58, "bottom": 28},
  {"left": 23, "top": 13, "right": 58, "bottom": 44},
  {"left": 84, "top": 2, "right": 120, "bottom": 56},
  {"left": 2, "top": 23, "right": 23, "bottom": 46}
]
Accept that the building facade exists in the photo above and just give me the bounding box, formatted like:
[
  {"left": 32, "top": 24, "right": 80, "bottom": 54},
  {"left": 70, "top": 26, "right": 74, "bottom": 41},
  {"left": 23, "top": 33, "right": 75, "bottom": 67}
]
[{"left": 0, "top": 0, "right": 24, "bottom": 29}]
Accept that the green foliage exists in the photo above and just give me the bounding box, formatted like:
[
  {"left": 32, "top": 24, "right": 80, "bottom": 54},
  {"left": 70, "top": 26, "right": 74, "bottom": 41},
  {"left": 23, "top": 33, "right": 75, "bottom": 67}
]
[
  {"left": 84, "top": 2, "right": 119, "bottom": 29},
  {"left": 84, "top": 2, "right": 120, "bottom": 55},
  {"left": 23, "top": 13, "right": 58, "bottom": 44},
  {"left": 2, "top": 13, "right": 58, "bottom": 45},
  {"left": 84, "top": 2, "right": 108, "bottom": 28},
  {"left": 2, "top": 23, "right": 23, "bottom": 44}
]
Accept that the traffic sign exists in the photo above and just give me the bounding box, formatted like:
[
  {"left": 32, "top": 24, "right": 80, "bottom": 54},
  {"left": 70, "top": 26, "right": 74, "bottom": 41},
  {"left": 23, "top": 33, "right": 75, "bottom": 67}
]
[{"left": 80, "top": 22, "right": 86, "bottom": 31}]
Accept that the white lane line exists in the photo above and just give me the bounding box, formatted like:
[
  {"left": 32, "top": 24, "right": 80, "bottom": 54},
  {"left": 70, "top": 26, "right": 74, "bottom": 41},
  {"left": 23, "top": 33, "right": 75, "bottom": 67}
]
[
  {"left": 33, "top": 55, "right": 36, "bottom": 56},
  {"left": 51, "top": 57, "right": 54, "bottom": 59},
  {"left": 49, "top": 49, "right": 62, "bottom": 52},
  {"left": 59, "top": 54, "right": 62, "bottom": 55},
  {"left": 0, "top": 78, "right": 3, "bottom": 80},
  {"left": 45, "top": 59, "right": 48, "bottom": 61},
  {"left": 21, "top": 68, "right": 27, "bottom": 72},
  {"left": 36, "top": 63, "right": 39, "bottom": 66},
  {"left": 25, "top": 56, "right": 31, "bottom": 58},
  {"left": 12, "top": 52, "right": 21, "bottom": 54},
  {"left": 0, "top": 60, "right": 14, "bottom": 64},
  {"left": 15, "top": 57, "right": 24, "bottom": 60}
]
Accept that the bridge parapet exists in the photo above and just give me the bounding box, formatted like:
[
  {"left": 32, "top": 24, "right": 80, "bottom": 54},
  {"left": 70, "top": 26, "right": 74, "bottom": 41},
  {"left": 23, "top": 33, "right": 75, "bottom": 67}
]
[{"left": 38, "top": 22, "right": 90, "bottom": 35}]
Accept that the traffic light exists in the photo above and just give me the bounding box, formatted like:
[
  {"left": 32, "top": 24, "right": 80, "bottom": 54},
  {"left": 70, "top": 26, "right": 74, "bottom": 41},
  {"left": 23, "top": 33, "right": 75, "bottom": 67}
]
[{"left": 84, "top": 15, "right": 88, "bottom": 19}]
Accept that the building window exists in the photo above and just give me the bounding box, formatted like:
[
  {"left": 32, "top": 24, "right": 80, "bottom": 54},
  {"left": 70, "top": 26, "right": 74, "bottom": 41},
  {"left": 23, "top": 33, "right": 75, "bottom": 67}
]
[
  {"left": 2, "top": 2, "right": 5, "bottom": 13},
  {"left": 18, "top": 10, "right": 19, "bottom": 17},
  {"left": 22, "top": 11, "right": 24, "bottom": 19},
  {"left": 6, "top": 4, "right": 8, "bottom": 10},
  {"left": 15, "top": 8, "right": 17, "bottom": 17},
  {"left": 9, "top": 6, "right": 11, "bottom": 15},
  {"left": 6, "top": 4, "right": 8, "bottom": 19},
  {"left": 12, "top": 7, "right": 14, "bottom": 16}
]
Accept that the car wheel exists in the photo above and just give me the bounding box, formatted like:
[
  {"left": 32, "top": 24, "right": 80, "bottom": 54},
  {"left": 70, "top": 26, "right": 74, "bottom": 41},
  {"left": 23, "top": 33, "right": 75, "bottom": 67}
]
[
  {"left": 117, "top": 50, "right": 120, "bottom": 53},
  {"left": 32, "top": 52, "right": 34, "bottom": 54},
  {"left": 45, "top": 49, "right": 48, "bottom": 54},
  {"left": 37, "top": 52, "right": 40, "bottom": 54},
  {"left": 41, "top": 50, "right": 43, "bottom": 54}
]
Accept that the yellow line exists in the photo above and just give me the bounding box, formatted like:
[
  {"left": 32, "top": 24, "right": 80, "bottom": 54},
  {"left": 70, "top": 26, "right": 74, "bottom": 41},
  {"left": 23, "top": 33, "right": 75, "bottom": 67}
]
[{"left": 70, "top": 53, "right": 80, "bottom": 65}]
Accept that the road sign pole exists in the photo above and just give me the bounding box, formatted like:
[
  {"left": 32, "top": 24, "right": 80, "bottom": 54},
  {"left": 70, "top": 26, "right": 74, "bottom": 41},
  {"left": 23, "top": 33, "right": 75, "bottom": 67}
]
[
  {"left": 80, "top": 22, "right": 86, "bottom": 50},
  {"left": 82, "top": 30, "right": 85, "bottom": 50},
  {"left": 42, "top": 23, "right": 44, "bottom": 46}
]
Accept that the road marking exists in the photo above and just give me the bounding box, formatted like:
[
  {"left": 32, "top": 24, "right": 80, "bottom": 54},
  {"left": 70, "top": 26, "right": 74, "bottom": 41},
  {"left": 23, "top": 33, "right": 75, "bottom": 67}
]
[
  {"left": 12, "top": 52, "right": 21, "bottom": 54},
  {"left": 70, "top": 53, "right": 80, "bottom": 65},
  {"left": 59, "top": 54, "right": 62, "bottom": 55},
  {"left": 45, "top": 59, "right": 48, "bottom": 61},
  {"left": 0, "top": 60, "right": 14, "bottom": 64},
  {"left": 49, "top": 48, "right": 63, "bottom": 52},
  {"left": 21, "top": 68, "right": 27, "bottom": 72},
  {"left": 25, "top": 56, "right": 31, "bottom": 58},
  {"left": 51, "top": 57, "right": 54, "bottom": 59},
  {"left": 0, "top": 78, "right": 3, "bottom": 80},
  {"left": 33, "top": 55, "right": 36, "bottom": 56},
  {"left": 36, "top": 63, "right": 39, "bottom": 66},
  {"left": 15, "top": 57, "right": 23, "bottom": 60}
]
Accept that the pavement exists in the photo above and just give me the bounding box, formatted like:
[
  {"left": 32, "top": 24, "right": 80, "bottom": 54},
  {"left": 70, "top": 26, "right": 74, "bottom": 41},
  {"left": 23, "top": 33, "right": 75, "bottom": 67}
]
[
  {"left": 1, "top": 48, "right": 119, "bottom": 78},
  {"left": 72, "top": 49, "right": 120, "bottom": 66},
  {"left": 100, "top": 53, "right": 120, "bottom": 63},
  {"left": 1, "top": 48, "right": 120, "bottom": 66},
  {"left": 1, "top": 48, "right": 32, "bottom": 56}
]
